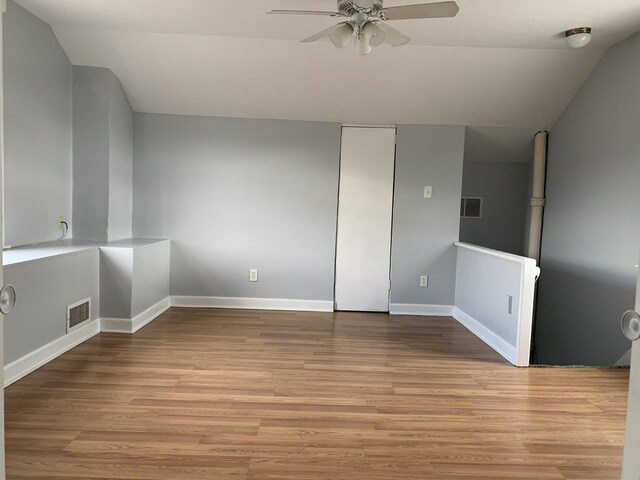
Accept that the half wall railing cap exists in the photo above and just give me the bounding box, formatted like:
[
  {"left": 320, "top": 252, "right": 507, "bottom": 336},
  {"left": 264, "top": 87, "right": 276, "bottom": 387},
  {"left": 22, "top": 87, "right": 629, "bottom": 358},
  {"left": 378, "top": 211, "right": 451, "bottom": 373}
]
[{"left": 455, "top": 242, "right": 538, "bottom": 265}]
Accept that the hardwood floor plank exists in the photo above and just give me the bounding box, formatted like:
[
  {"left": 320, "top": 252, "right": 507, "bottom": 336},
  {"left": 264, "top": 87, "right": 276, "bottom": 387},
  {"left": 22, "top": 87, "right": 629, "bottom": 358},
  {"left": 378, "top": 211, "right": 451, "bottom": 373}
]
[{"left": 4, "top": 308, "right": 629, "bottom": 479}]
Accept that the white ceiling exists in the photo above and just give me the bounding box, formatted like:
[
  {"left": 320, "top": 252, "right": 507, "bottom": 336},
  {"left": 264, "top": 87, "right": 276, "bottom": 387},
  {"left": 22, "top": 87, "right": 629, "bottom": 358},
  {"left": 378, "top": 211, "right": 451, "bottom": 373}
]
[{"left": 16, "top": 0, "right": 640, "bottom": 127}]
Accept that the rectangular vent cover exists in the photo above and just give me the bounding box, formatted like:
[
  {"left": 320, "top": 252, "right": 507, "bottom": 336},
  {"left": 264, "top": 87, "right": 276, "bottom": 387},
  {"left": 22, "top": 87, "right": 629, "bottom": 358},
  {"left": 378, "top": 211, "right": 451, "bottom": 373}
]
[
  {"left": 67, "top": 298, "right": 91, "bottom": 333},
  {"left": 461, "top": 197, "right": 483, "bottom": 219}
]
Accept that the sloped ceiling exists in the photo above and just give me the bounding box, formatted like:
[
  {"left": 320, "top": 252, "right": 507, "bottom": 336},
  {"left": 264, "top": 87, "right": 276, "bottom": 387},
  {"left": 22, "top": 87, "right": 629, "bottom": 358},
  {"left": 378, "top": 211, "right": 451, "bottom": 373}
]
[
  {"left": 15, "top": 0, "right": 640, "bottom": 127},
  {"left": 465, "top": 126, "right": 539, "bottom": 163}
]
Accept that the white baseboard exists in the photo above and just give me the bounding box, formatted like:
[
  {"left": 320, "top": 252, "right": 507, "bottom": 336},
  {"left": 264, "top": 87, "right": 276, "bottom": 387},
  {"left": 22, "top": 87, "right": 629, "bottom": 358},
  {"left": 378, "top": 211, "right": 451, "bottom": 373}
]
[
  {"left": 453, "top": 307, "right": 517, "bottom": 365},
  {"left": 99, "top": 317, "right": 133, "bottom": 334},
  {"left": 101, "top": 296, "right": 171, "bottom": 334},
  {"left": 389, "top": 303, "right": 454, "bottom": 316},
  {"left": 5, "top": 297, "right": 172, "bottom": 386},
  {"left": 5, "top": 294, "right": 332, "bottom": 387},
  {"left": 4, "top": 319, "right": 101, "bottom": 387},
  {"left": 133, "top": 296, "right": 171, "bottom": 332},
  {"left": 170, "top": 296, "right": 334, "bottom": 313},
  {"left": 3, "top": 297, "right": 522, "bottom": 387}
]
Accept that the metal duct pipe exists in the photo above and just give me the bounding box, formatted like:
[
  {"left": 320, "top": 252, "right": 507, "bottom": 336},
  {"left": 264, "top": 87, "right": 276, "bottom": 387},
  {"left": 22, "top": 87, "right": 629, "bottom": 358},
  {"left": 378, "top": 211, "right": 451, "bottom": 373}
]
[{"left": 527, "top": 131, "right": 548, "bottom": 262}]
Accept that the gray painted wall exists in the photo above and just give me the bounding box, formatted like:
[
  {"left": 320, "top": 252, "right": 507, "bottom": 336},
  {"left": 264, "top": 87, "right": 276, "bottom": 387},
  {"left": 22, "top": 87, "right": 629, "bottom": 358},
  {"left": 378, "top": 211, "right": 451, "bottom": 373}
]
[
  {"left": 99, "top": 248, "right": 133, "bottom": 319},
  {"left": 390, "top": 125, "right": 465, "bottom": 306},
  {"left": 534, "top": 32, "right": 640, "bottom": 366},
  {"left": 460, "top": 161, "right": 530, "bottom": 256},
  {"left": 133, "top": 113, "right": 341, "bottom": 301},
  {"left": 73, "top": 66, "right": 133, "bottom": 241},
  {"left": 132, "top": 242, "right": 170, "bottom": 317},
  {"left": 108, "top": 74, "right": 134, "bottom": 240},
  {"left": 3, "top": 0, "right": 72, "bottom": 246},
  {"left": 73, "top": 66, "right": 110, "bottom": 241},
  {"left": 4, "top": 250, "right": 100, "bottom": 364}
]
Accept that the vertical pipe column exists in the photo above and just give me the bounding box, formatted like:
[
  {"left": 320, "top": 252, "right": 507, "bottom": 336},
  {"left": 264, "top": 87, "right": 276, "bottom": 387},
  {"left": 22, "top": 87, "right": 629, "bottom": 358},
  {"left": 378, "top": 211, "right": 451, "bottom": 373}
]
[{"left": 527, "top": 131, "right": 548, "bottom": 262}]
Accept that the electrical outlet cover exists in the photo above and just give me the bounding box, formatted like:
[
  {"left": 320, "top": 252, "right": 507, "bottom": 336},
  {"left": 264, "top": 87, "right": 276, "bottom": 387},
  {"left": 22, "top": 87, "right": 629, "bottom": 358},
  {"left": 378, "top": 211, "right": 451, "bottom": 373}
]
[{"left": 249, "top": 269, "right": 258, "bottom": 282}]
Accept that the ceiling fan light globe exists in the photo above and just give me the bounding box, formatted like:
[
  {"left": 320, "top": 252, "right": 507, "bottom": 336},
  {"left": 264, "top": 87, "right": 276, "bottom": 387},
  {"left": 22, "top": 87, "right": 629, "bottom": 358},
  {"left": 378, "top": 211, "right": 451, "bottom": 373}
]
[
  {"left": 373, "top": 21, "right": 411, "bottom": 47},
  {"left": 329, "top": 35, "right": 343, "bottom": 49},
  {"left": 354, "top": 36, "right": 373, "bottom": 55},
  {"left": 364, "top": 22, "right": 385, "bottom": 47},
  {"left": 330, "top": 23, "right": 355, "bottom": 48}
]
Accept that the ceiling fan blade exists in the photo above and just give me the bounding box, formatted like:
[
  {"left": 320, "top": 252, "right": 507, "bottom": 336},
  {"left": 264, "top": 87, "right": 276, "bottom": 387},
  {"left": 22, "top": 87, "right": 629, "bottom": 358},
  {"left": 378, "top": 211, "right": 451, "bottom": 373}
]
[
  {"left": 373, "top": 22, "right": 410, "bottom": 47},
  {"left": 301, "top": 23, "right": 348, "bottom": 43},
  {"left": 380, "top": 1, "right": 459, "bottom": 20},
  {"left": 267, "top": 10, "right": 341, "bottom": 17}
]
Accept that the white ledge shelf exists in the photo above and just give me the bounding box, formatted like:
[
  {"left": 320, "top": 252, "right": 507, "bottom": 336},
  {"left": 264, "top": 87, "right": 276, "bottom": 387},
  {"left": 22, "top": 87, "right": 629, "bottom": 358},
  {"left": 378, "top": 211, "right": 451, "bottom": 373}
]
[{"left": 3, "top": 238, "right": 170, "bottom": 267}]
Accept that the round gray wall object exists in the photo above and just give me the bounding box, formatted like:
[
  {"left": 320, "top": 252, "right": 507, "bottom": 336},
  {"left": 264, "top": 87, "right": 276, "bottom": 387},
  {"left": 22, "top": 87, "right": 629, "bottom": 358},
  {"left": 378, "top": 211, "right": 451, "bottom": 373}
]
[
  {"left": 621, "top": 310, "right": 640, "bottom": 342},
  {"left": 0, "top": 284, "right": 16, "bottom": 315}
]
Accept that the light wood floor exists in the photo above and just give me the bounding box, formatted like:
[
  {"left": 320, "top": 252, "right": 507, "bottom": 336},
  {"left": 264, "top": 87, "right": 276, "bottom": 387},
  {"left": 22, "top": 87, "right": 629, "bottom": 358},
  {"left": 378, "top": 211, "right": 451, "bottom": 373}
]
[{"left": 5, "top": 308, "right": 630, "bottom": 479}]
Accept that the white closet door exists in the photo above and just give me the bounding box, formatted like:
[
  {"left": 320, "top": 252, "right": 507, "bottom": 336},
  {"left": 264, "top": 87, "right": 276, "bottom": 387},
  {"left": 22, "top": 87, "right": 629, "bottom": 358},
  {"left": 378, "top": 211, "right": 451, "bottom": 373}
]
[{"left": 334, "top": 127, "right": 396, "bottom": 312}]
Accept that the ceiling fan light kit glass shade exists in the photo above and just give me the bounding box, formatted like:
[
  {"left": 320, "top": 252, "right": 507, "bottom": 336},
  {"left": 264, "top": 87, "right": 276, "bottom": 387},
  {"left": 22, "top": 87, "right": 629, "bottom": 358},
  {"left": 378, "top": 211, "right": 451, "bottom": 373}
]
[
  {"left": 330, "top": 23, "right": 355, "bottom": 48},
  {"left": 565, "top": 27, "right": 592, "bottom": 48},
  {"left": 354, "top": 34, "right": 373, "bottom": 55},
  {"left": 326, "top": 21, "right": 386, "bottom": 55},
  {"left": 364, "top": 22, "right": 386, "bottom": 47},
  {"left": 353, "top": 22, "right": 386, "bottom": 55}
]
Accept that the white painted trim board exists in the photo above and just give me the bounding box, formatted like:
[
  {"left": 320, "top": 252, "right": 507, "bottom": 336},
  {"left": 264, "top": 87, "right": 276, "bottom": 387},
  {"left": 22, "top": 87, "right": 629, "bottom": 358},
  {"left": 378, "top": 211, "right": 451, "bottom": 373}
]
[
  {"left": 5, "top": 296, "right": 171, "bottom": 386},
  {"left": 170, "top": 296, "right": 334, "bottom": 312},
  {"left": 453, "top": 307, "right": 517, "bottom": 365},
  {"left": 3, "top": 295, "right": 522, "bottom": 388},
  {"left": 4, "top": 319, "right": 100, "bottom": 387},
  {"left": 389, "top": 303, "right": 454, "bottom": 316},
  {"left": 101, "top": 296, "right": 171, "bottom": 334}
]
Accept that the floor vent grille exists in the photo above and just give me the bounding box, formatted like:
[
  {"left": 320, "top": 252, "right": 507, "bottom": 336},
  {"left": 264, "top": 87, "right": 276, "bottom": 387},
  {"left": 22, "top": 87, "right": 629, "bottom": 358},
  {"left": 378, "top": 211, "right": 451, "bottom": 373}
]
[{"left": 67, "top": 298, "right": 91, "bottom": 333}]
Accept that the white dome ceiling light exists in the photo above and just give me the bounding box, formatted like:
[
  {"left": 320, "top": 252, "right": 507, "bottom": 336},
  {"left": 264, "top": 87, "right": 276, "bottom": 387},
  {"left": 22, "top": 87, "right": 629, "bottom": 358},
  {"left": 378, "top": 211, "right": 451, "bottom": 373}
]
[
  {"left": 565, "top": 27, "right": 593, "bottom": 48},
  {"left": 267, "top": 0, "right": 459, "bottom": 56}
]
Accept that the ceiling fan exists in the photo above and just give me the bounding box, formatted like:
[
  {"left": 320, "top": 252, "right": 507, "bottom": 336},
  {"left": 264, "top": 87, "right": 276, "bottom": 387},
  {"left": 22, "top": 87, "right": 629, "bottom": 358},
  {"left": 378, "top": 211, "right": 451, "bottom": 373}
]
[{"left": 267, "top": 0, "right": 459, "bottom": 55}]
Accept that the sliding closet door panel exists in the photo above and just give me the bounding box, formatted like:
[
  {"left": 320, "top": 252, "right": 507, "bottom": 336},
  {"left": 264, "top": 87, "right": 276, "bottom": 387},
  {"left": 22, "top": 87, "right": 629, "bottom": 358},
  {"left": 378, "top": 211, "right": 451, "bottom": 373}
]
[{"left": 334, "top": 127, "right": 396, "bottom": 312}]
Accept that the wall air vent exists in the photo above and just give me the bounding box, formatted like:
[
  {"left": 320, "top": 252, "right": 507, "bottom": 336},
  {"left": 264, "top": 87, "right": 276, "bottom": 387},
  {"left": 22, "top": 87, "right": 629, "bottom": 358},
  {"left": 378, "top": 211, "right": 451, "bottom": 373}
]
[
  {"left": 67, "top": 298, "right": 91, "bottom": 333},
  {"left": 461, "top": 197, "right": 483, "bottom": 219}
]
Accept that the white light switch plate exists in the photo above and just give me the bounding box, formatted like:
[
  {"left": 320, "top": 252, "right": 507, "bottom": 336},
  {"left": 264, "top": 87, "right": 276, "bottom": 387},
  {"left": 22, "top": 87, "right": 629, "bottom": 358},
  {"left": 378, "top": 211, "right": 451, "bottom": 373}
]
[{"left": 424, "top": 186, "right": 433, "bottom": 199}]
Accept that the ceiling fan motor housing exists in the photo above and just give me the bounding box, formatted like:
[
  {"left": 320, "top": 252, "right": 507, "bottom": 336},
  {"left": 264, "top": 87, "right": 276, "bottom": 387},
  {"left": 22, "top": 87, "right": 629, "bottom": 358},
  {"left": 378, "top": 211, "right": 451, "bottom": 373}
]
[{"left": 338, "top": 0, "right": 384, "bottom": 16}]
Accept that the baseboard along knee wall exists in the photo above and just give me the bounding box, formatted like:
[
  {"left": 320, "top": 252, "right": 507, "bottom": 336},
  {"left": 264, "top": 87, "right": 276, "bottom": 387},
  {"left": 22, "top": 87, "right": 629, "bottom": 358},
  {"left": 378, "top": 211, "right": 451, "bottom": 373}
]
[
  {"left": 101, "top": 297, "right": 172, "bottom": 334},
  {"left": 4, "top": 296, "right": 172, "bottom": 387},
  {"left": 4, "top": 296, "right": 512, "bottom": 387}
]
